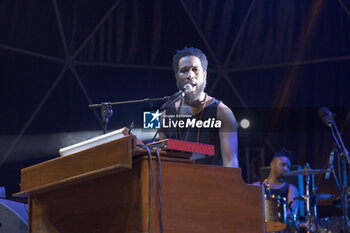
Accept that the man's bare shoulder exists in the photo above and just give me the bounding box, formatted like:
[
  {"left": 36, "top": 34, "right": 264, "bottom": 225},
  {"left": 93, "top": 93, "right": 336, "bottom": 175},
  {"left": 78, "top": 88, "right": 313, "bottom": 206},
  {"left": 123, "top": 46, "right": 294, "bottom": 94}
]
[
  {"left": 216, "top": 102, "right": 237, "bottom": 126},
  {"left": 217, "top": 102, "right": 234, "bottom": 115}
]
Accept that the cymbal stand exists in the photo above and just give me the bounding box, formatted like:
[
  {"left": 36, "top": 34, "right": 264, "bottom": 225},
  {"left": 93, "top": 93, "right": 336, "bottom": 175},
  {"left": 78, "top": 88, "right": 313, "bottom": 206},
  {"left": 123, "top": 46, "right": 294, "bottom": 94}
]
[
  {"left": 304, "top": 165, "right": 317, "bottom": 232},
  {"left": 341, "top": 154, "right": 349, "bottom": 232}
]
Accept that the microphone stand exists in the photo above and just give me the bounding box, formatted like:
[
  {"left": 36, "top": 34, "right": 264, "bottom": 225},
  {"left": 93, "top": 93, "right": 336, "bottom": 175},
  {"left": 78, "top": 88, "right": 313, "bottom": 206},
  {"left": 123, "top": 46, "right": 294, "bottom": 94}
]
[
  {"left": 328, "top": 116, "right": 350, "bottom": 232},
  {"left": 159, "top": 84, "right": 192, "bottom": 112},
  {"left": 89, "top": 96, "right": 169, "bottom": 134},
  {"left": 329, "top": 150, "right": 342, "bottom": 195},
  {"left": 159, "top": 94, "right": 182, "bottom": 112}
]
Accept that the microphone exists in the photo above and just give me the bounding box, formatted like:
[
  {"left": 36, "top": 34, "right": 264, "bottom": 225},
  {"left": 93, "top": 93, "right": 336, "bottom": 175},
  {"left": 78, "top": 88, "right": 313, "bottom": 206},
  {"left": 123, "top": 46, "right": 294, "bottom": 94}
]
[
  {"left": 159, "top": 84, "right": 192, "bottom": 111},
  {"left": 318, "top": 107, "right": 334, "bottom": 127},
  {"left": 325, "top": 149, "right": 336, "bottom": 180},
  {"left": 169, "top": 84, "right": 192, "bottom": 101},
  {"left": 319, "top": 107, "right": 350, "bottom": 164}
]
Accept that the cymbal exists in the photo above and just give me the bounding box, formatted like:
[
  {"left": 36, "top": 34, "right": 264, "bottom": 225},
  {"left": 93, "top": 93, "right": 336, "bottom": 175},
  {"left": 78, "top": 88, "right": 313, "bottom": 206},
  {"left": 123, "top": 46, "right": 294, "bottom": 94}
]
[
  {"left": 316, "top": 193, "right": 335, "bottom": 201},
  {"left": 293, "top": 193, "right": 335, "bottom": 202},
  {"left": 284, "top": 168, "right": 327, "bottom": 176}
]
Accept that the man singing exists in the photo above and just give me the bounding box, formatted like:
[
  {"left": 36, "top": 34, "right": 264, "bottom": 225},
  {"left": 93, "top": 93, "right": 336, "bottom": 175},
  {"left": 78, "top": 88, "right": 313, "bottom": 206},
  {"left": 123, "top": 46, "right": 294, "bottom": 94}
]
[{"left": 159, "top": 47, "right": 238, "bottom": 168}]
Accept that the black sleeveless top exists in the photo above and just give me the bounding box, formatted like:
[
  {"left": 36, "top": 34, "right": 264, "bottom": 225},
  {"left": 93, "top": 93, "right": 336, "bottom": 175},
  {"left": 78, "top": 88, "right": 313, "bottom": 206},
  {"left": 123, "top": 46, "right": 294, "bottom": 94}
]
[
  {"left": 161, "top": 97, "right": 223, "bottom": 165},
  {"left": 260, "top": 181, "right": 289, "bottom": 199}
]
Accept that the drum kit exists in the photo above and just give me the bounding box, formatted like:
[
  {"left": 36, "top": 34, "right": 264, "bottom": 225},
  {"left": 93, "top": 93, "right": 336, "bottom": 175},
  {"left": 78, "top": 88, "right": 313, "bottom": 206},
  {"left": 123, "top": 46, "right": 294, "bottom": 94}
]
[{"left": 263, "top": 166, "right": 344, "bottom": 233}]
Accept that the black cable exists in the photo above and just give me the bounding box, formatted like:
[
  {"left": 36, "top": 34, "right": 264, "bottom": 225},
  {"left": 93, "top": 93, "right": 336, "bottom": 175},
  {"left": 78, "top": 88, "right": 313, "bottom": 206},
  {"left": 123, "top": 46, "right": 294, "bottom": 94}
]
[
  {"left": 151, "top": 130, "right": 159, "bottom": 143},
  {"left": 139, "top": 144, "right": 154, "bottom": 233},
  {"left": 154, "top": 148, "right": 164, "bottom": 233}
]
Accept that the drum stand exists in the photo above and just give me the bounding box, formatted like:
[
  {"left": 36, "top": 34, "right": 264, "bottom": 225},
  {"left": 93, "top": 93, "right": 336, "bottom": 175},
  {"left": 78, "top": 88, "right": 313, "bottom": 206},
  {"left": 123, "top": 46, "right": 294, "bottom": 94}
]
[
  {"left": 287, "top": 165, "right": 325, "bottom": 233},
  {"left": 305, "top": 175, "right": 317, "bottom": 230},
  {"left": 304, "top": 171, "right": 317, "bottom": 232},
  {"left": 300, "top": 161, "right": 350, "bottom": 233}
]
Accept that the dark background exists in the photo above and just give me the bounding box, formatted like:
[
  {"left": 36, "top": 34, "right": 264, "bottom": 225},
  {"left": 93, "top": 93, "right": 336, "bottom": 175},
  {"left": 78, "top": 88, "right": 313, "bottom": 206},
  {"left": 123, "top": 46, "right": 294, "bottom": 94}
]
[{"left": 0, "top": 0, "right": 349, "bottom": 197}]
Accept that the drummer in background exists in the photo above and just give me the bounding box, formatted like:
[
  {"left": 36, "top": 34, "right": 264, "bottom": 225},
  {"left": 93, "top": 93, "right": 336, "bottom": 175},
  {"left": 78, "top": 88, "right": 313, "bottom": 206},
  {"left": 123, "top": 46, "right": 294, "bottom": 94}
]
[{"left": 253, "top": 148, "right": 299, "bottom": 215}]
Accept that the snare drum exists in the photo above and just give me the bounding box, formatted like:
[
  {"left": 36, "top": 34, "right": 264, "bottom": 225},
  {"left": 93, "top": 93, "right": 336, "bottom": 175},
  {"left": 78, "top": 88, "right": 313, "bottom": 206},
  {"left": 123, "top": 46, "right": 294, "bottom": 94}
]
[{"left": 264, "top": 194, "right": 287, "bottom": 232}]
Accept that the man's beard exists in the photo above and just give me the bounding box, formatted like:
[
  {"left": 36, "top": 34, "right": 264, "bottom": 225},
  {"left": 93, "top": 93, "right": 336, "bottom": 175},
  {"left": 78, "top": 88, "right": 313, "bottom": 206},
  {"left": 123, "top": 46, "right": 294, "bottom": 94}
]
[{"left": 177, "top": 78, "right": 207, "bottom": 105}]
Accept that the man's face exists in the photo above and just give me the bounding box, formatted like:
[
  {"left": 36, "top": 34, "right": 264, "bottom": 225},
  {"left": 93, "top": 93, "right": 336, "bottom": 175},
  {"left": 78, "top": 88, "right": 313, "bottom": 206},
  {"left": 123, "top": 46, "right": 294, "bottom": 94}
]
[
  {"left": 271, "top": 156, "right": 291, "bottom": 179},
  {"left": 176, "top": 56, "right": 207, "bottom": 103}
]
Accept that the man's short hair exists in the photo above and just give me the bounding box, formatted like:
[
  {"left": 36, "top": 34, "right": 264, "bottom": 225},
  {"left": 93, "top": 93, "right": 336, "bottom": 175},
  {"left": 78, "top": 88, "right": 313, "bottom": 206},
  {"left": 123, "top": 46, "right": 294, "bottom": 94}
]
[
  {"left": 272, "top": 147, "right": 295, "bottom": 164},
  {"left": 172, "top": 47, "right": 208, "bottom": 77}
]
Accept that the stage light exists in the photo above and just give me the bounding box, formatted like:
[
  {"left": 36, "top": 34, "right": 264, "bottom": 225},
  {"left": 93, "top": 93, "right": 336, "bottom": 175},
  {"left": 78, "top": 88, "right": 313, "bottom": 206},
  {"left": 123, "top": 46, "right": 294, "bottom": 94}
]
[{"left": 240, "top": 119, "right": 250, "bottom": 129}]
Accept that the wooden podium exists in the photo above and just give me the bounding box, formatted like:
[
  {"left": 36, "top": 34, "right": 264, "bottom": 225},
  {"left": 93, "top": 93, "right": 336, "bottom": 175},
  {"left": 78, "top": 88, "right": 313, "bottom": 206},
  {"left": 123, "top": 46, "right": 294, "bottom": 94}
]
[{"left": 15, "top": 135, "right": 265, "bottom": 233}]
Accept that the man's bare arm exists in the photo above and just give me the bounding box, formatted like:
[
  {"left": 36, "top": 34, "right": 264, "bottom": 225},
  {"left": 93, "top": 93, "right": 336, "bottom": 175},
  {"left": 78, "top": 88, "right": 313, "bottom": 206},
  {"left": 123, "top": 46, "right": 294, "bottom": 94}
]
[{"left": 217, "top": 103, "right": 239, "bottom": 168}]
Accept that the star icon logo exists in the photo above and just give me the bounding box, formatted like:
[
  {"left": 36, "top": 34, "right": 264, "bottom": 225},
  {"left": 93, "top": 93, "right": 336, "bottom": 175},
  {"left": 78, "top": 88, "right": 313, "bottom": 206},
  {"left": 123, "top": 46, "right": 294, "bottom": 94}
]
[
  {"left": 143, "top": 110, "right": 161, "bottom": 129},
  {"left": 150, "top": 110, "right": 161, "bottom": 122}
]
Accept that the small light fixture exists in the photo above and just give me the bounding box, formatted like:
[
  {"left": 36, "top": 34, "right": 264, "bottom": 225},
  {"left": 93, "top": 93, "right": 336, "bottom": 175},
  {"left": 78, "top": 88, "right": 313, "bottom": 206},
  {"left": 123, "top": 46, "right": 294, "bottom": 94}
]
[{"left": 240, "top": 119, "right": 250, "bottom": 129}]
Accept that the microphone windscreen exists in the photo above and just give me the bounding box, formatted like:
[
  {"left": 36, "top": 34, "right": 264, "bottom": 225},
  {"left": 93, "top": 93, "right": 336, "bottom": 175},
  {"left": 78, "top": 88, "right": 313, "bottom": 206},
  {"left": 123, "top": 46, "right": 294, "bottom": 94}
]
[
  {"left": 318, "top": 107, "right": 333, "bottom": 126},
  {"left": 183, "top": 83, "right": 193, "bottom": 93}
]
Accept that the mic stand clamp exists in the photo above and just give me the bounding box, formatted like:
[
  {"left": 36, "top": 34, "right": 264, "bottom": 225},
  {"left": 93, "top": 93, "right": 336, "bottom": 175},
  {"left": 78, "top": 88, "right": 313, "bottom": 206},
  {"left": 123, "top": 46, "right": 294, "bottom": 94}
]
[
  {"left": 159, "top": 94, "right": 182, "bottom": 112},
  {"left": 89, "top": 96, "right": 170, "bottom": 134},
  {"left": 101, "top": 102, "right": 113, "bottom": 134}
]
